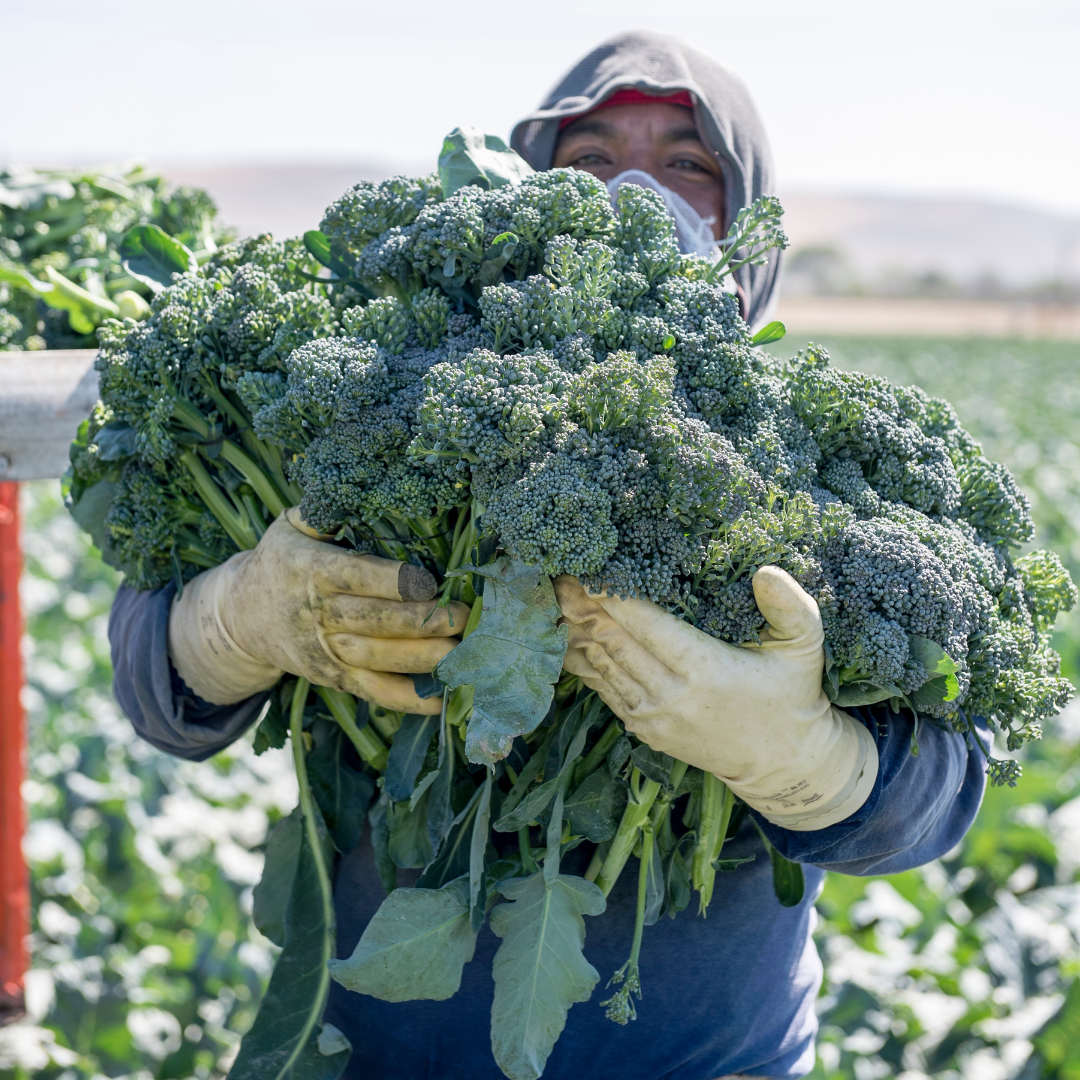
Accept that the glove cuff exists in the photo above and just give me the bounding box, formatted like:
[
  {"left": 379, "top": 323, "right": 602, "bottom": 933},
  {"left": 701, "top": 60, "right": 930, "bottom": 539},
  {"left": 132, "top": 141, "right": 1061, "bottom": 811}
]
[
  {"left": 168, "top": 555, "right": 284, "bottom": 706},
  {"left": 735, "top": 709, "right": 879, "bottom": 832}
]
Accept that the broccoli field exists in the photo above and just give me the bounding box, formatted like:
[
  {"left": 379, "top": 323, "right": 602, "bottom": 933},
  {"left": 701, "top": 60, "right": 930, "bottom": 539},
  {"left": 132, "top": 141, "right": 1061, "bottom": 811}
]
[{"left": 5, "top": 334, "right": 1080, "bottom": 1080}]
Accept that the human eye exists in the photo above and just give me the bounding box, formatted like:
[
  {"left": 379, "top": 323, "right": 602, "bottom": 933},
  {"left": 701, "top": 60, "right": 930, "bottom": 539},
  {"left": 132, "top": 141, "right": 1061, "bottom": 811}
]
[
  {"left": 671, "top": 157, "right": 709, "bottom": 173},
  {"left": 570, "top": 152, "right": 611, "bottom": 167}
]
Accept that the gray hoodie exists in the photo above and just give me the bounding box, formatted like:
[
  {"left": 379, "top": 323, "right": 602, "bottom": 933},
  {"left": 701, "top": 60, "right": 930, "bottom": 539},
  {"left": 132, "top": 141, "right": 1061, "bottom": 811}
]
[{"left": 510, "top": 29, "right": 781, "bottom": 327}]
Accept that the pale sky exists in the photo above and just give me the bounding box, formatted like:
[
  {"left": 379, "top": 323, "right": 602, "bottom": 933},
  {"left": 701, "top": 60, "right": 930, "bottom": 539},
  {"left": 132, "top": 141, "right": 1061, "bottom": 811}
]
[{"left": 4, "top": 0, "right": 1079, "bottom": 215}]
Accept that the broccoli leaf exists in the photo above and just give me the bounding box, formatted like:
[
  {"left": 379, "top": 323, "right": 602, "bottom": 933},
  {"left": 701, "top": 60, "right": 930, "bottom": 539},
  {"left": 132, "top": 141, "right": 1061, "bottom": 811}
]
[
  {"left": 489, "top": 873, "right": 606, "bottom": 1080},
  {"left": 469, "top": 773, "right": 493, "bottom": 931},
  {"left": 303, "top": 229, "right": 360, "bottom": 282},
  {"left": 750, "top": 320, "right": 786, "bottom": 346},
  {"left": 564, "top": 769, "right": 627, "bottom": 843},
  {"left": 229, "top": 804, "right": 337, "bottom": 1080},
  {"left": 384, "top": 714, "right": 438, "bottom": 801},
  {"left": 387, "top": 788, "right": 434, "bottom": 868},
  {"left": 91, "top": 421, "right": 138, "bottom": 462},
  {"left": 436, "top": 558, "right": 568, "bottom": 766},
  {"left": 367, "top": 796, "right": 397, "bottom": 894},
  {"left": 439, "top": 126, "right": 533, "bottom": 197},
  {"left": 907, "top": 634, "right": 961, "bottom": 705},
  {"left": 66, "top": 478, "right": 125, "bottom": 571},
  {"left": 829, "top": 677, "right": 905, "bottom": 707},
  {"left": 282, "top": 1028, "right": 351, "bottom": 1080},
  {"left": 119, "top": 223, "right": 197, "bottom": 292},
  {"left": 327, "top": 876, "right": 477, "bottom": 1002},
  {"left": 416, "top": 781, "right": 486, "bottom": 889},
  {"left": 253, "top": 687, "right": 289, "bottom": 755},
  {"left": 307, "top": 724, "right": 375, "bottom": 854},
  {"left": 769, "top": 846, "right": 805, "bottom": 907},
  {"left": 631, "top": 744, "right": 676, "bottom": 788},
  {"left": 494, "top": 709, "right": 591, "bottom": 833},
  {"left": 252, "top": 811, "right": 303, "bottom": 947}
]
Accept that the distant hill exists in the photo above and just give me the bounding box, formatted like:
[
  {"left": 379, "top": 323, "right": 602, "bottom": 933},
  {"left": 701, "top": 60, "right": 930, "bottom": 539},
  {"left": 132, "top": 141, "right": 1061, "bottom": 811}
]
[
  {"left": 163, "top": 163, "right": 1080, "bottom": 299},
  {"left": 780, "top": 192, "right": 1080, "bottom": 298}
]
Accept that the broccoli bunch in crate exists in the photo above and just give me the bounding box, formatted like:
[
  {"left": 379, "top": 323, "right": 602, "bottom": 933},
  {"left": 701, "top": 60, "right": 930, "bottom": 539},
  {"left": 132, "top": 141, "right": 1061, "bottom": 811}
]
[
  {"left": 67, "top": 128, "right": 1074, "bottom": 1080},
  {"left": 1, "top": 164, "right": 232, "bottom": 349}
]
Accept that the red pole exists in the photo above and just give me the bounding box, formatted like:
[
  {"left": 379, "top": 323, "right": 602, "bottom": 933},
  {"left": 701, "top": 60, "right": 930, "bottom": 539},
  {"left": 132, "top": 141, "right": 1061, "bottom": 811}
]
[{"left": 0, "top": 481, "right": 27, "bottom": 1023}]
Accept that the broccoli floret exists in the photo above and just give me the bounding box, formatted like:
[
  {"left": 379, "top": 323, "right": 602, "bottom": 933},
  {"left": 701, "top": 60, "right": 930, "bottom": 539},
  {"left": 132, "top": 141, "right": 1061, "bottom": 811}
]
[
  {"left": 412, "top": 287, "right": 452, "bottom": 348},
  {"left": 1015, "top": 549, "right": 1078, "bottom": 631},
  {"left": 416, "top": 348, "right": 569, "bottom": 467},
  {"left": 321, "top": 174, "right": 442, "bottom": 253},
  {"left": 612, "top": 183, "right": 681, "bottom": 283},
  {"left": 342, "top": 296, "right": 413, "bottom": 354},
  {"left": 484, "top": 454, "right": 619, "bottom": 578}
]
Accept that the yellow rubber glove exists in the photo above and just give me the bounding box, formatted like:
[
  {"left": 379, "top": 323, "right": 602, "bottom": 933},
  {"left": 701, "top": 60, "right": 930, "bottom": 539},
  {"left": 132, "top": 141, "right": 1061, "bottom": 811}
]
[
  {"left": 556, "top": 566, "right": 878, "bottom": 831},
  {"left": 169, "top": 509, "right": 469, "bottom": 713}
]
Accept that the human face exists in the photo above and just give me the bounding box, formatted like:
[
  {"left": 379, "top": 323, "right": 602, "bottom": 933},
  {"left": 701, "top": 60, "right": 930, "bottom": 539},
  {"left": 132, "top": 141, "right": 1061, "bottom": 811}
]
[{"left": 552, "top": 102, "right": 726, "bottom": 239}]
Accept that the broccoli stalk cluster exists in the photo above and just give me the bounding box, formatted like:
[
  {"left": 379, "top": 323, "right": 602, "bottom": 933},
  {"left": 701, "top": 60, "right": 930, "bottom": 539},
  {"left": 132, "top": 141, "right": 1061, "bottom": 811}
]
[
  {"left": 66, "top": 138, "right": 1077, "bottom": 1080},
  {"left": 71, "top": 163, "right": 1073, "bottom": 781}
]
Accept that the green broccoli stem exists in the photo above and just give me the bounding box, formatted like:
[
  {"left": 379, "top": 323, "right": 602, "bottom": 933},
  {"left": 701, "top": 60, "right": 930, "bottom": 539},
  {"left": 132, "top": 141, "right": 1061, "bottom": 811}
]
[
  {"left": 178, "top": 450, "right": 259, "bottom": 551},
  {"left": 692, "top": 773, "right": 734, "bottom": 915},
  {"left": 594, "top": 767, "right": 661, "bottom": 896},
  {"left": 172, "top": 399, "right": 289, "bottom": 519},
  {"left": 629, "top": 819, "right": 653, "bottom": 968},
  {"left": 517, "top": 826, "right": 538, "bottom": 875},
  {"left": 315, "top": 686, "right": 389, "bottom": 771},
  {"left": 591, "top": 759, "right": 688, "bottom": 897},
  {"left": 600, "top": 818, "right": 654, "bottom": 1025},
  {"left": 287, "top": 677, "right": 336, "bottom": 1074},
  {"left": 446, "top": 508, "right": 477, "bottom": 573}
]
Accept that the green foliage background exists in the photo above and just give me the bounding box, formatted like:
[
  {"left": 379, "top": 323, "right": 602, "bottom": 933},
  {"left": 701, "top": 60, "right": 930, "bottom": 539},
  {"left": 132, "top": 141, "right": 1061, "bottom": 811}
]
[{"left": 1, "top": 334, "right": 1079, "bottom": 1080}]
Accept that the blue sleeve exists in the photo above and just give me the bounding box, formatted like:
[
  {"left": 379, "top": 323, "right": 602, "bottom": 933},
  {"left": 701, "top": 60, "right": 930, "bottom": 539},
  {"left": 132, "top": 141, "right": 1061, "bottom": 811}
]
[
  {"left": 756, "top": 706, "right": 990, "bottom": 875},
  {"left": 109, "top": 582, "right": 271, "bottom": 762}
]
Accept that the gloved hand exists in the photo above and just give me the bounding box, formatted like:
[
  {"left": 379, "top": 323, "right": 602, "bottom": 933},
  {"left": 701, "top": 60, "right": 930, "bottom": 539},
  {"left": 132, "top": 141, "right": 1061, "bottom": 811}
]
[
  {"left": 555, "top": 566, "right": 878, "bottom": 831},
  {"left": 169, "top": 509, "right": 469, "bottom": 714}
]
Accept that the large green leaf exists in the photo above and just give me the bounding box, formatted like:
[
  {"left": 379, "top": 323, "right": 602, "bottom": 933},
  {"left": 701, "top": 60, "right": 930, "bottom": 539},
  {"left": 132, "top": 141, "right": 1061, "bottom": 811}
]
[
  {"left": 438, "top": 126, "right": 533, "bottom": 197},
  {"left": 436, "top": 558, "right": 568, "bottom": 765},
  {"left": 564, "top": 769, "right": 627, "bottom": 843},
  {"left": 229, "top": 806, "right": 337, "bottom": 1080},
  {"left": 120, "top": 223, "right": 197, "bottom": 292},
  {"left": 327, "top": 876, "right": 477, "bottom": 1002},
  {"left": 307, "top": 724, "right": 375, "bottom": 854},
  {"left": 384, "top": 714, "right": 438, "bottom": 802},
  {"left": 252, "top": 811, "right": 303, "bottom": 947},
  {"left": 489, "top": 873, "right": 606, "bottom": 1080}
]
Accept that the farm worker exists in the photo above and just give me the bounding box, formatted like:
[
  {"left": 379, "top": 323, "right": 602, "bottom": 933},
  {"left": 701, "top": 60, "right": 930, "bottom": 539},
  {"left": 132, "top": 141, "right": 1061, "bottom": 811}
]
[{"left": 108, "top": 29, "right": 988, "bottom": 1080}]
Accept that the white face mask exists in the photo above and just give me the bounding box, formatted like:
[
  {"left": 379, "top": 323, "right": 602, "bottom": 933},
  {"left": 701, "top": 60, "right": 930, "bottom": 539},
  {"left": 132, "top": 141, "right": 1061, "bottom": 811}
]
[{"left": 605, "top": 170, "right": 721, "bottom": 261}]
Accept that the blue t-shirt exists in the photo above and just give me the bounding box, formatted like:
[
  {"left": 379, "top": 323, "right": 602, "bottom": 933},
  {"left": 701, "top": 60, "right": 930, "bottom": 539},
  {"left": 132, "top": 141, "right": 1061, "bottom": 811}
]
[{"left": 110, "top": 584, "right": 988, "bottom": 1079}]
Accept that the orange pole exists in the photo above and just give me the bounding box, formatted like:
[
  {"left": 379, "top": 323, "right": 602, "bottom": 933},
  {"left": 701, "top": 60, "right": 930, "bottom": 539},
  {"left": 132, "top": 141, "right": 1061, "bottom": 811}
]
[{"left": 0, "top": 481, "right": 27, "bottom": 1022}]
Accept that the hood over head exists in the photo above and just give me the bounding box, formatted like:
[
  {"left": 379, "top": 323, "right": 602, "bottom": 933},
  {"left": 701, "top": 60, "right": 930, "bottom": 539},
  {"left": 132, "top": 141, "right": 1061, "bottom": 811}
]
[{"left": 510, "top": 29, "right": 781, "bottom": 326}]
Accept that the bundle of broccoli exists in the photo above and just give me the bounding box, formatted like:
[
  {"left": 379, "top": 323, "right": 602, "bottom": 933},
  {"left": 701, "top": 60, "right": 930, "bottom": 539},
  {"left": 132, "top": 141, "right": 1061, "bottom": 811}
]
[
  {"left": 66, "top": 129, "right": 1075, "bottom": 1080},
  {"left": 0, "top": 163, "right": 229, "bottom": 350}
]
